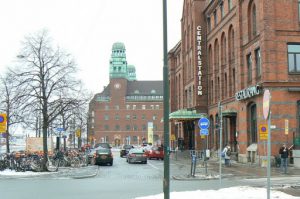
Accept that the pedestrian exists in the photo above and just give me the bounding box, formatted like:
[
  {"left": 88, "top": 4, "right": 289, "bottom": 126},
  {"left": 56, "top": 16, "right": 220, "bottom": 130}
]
[
  {"left": 222, "top": 145, "right": 231, "bottom": 166},
  {"left": 279, "top": 143, "right": 289, "bottom": 174}
]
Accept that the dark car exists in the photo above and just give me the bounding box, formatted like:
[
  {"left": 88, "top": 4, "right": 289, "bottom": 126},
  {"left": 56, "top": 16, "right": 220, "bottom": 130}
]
[
  {"left": 94, "top": 143, "right": 111, "bottom": 149},
  {"left": 91, "top": 148, "right": 113, "bottom": 166},
  {"left": 120, "top": 145, "right": 134, "bottom": 157},
  {"left": 144, "top": 146, "right": 164, "bottom": 160},
  {"left": 126, "top": 148, "right": 147, "bottom": 164}
]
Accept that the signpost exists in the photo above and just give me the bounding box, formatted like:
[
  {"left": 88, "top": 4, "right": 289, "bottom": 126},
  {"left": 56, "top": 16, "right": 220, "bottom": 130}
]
[
  {"left": 198, "top": 117, "right": 210, "bottom": 175},
  {"left": 263, "top": 89, "right": 271, "bottom": 199}
]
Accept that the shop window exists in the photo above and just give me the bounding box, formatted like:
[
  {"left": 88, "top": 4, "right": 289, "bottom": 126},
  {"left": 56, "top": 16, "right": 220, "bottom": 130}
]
[{"left": 288, "top": 44, "right": 300, "bottom": 73}]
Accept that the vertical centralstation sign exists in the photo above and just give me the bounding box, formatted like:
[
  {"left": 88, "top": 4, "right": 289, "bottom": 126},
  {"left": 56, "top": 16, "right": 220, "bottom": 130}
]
[{"left": 196, "top": 26, "right": 203, "bottom": 96}]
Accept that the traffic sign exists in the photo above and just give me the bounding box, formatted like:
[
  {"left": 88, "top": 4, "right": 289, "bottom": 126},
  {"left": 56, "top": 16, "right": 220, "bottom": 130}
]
[
  {"left": 259, "top": 124, "right": 268, "bottom": 140},
  {"left": 285, "top": 119, "right": 289, "bottom": 135},
  {"left": 56, "top": 127, "right": 65, "bottom": 132},
  {"left": 198, "top": 118, "right": 210, "bottom": 129},
  {"left": 0, "top": 113, "right": 7, "bottom": 133},
  {"left": 263, "top": 89, "right": 271, "bottom": 120},
  {"left": 200, "top": 129, "right": 209, "bottom": 135}
]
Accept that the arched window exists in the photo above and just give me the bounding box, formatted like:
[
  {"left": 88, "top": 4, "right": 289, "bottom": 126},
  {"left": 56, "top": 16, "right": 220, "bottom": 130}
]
[
  {"left": 221, "top": 33, "right": 227, "bottom": 66},
  {"left": 247, "top": 102, "right": 257, "bottom": 144},
  {"left": 214, "top": 39, "right": 219, "bottom": 71},
  {"left": 248, "top": 1, "right": 257, "bottom": 40},
  {"left": 228, "top": 25, "right": 235, "bottom": 62},
  {"left": 211, "top": 80, "right": 214, "bottom": 104},
  {"left": 224, "top": 73, "right": 228, "bottom": 99},
  {"left": 209, "top": 45, "right": 213, "bottom": 73}
]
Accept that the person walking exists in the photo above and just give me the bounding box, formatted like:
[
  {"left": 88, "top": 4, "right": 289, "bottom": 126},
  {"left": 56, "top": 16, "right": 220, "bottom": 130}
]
[
  {"left": 279, "top": 143, "right": 289, "bottom": 174},
  {"left": 222, "top": 145, "right": 231, "bottom": 166}
]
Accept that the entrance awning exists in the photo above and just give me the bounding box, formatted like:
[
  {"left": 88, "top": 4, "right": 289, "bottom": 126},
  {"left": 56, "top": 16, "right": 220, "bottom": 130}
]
[
  {"left": 169, "top": 109, "right": 206, "bottom": 121},
  {"left": 222, "top": 109, "right": 237, "bottom": 117}
]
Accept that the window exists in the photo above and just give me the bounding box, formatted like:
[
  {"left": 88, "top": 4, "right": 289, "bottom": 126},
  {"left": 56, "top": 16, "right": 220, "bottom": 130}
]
[
  {"left": 150, "top": 105, "right": 154, "bottom": 110},
  {"left": 142, "top": 125, "right": 147, "bottom": 131},
  {"left": 105, "top": 105, "right": 109, "bottom": 110},
  {"left": 248, "top": 1, "right": 257, "bottom": 40},
  {"left": 142, "top": 114, "right": 146, "bottom": 120},
  {"left": 133, "top": 125, "right": 138, "bottom": 131},
  {"left": 214, "top": 10, "right": 217, "bottom": 26},
  {"left": 104, "top": 114, "right": 109, "bottom": 120},
  {"left": 207, "top": 17, "right": 211, "bottom": 32},
  {"left": 133, "top": 136, "right": 138, "bottom": 142},
  {"left": 126, "top": 105, "right": 130, "bottom": 110},
  {"left": 104, "top": 125, "right": 109, "bottom": 130},
  {"left": 115, "top": 105, "right": 119, "bottom": 110},
  {"left": 132, "top": 115, "right": 137, "bottom": 120},
  {"left": 255, "top": 48, "right": 261, "bottom": 77},
  {"left": 126, "top": 115, "right": 130, "bottom": 120},
  {"left": 247, "top": 54, "right": 252, "bottom": 82},
  {"left": 155, "top": 105, "right": 159, "bottom": 110},
  {"left": 153, "top": 115, "right": 157, "bottom": 121},
  {"left": 288, "top": 44, "right": 300, "bottom": 73},
  {"left": 115, "top": 114, "right": 120, "bottom": 120},
  {"left": 142, "top": 105, "right": 146, "bottom": 110},
  {"left": 248, "top": 103, "right": 257, "bottom": 143},
  {"left": 91, "top": 111, "right": 94, "bottom": 117},
  {"left": 115, "top": 125, "right": 120, "bottom": 131},
  {"left": 220, "top": 2, "right": 224, "bottom": 19},
  {"left": 132, "top": 105, "right": 136, "bottom": 110},
  {"left": 298, "top": 0, "right": 300, "bottom": 21},
  {"left": 252, "top": 5, "right": 257, "bottom": 36},
  {"left": 126, "top": 125, "right": 131, "bottom": 131},
  {"left": 228, "top": 0, "right": 232, "bottom": 11}
]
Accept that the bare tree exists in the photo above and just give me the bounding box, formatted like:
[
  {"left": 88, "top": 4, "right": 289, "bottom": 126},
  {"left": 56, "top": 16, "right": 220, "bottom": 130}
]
[
  {"left": 14, "top": 30, "right": 85, "bottom": 171},
  {"left": 0, "top": 70, "right": 28, "bottom": 153}
]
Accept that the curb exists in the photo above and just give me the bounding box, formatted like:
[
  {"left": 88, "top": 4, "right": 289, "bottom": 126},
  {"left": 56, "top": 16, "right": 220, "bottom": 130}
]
[{"left": 70, "top": 166, "right": 99, "bottom": 179}]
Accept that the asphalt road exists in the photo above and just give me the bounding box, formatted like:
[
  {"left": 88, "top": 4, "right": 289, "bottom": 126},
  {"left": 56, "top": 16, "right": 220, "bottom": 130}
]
[{"left": 0, "top": 151, "right": 299, "bottom": 199}]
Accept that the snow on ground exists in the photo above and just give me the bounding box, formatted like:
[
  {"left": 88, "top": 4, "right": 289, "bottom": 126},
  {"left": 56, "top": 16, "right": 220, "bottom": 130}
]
[
  {"left": 135, "top": 186, "right": 300, "bottom": 199},
  {"left": 0, "top": 169, "right": 52, "bottom": 176}
]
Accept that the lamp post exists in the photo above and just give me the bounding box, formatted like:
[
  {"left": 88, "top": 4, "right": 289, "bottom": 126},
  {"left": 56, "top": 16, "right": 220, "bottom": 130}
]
[{"left": 162, "top": 0, "right": 170, "bottom": 198}]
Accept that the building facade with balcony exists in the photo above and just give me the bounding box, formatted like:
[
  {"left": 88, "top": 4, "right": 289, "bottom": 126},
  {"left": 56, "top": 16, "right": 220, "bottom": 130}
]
[
  {"left": 89, "top": 42, "right": 164, "bottom": 146},
  {"left": 169, "top": 0, "right": 300, "bottom": 164}
]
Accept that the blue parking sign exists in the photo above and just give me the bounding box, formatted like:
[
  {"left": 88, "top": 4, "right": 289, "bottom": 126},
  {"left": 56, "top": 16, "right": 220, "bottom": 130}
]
[
  {"left": 200, "top": 129, "right": 209, "bottom": 135},
  {"left": 198, "top": 118, "right": 210, "bottom": 129}
]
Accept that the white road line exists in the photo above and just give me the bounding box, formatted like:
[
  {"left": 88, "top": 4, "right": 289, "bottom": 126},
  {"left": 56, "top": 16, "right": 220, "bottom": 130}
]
[{"left": 147, "top": 161, "right": 160, "bottom": 170}]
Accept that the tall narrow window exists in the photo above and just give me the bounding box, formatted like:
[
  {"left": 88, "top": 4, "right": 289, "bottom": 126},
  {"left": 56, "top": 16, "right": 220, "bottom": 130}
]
[
  {"left": 220, "top": 2, "right": 224, "bottom": 19},
  {"left": 252, "top": 5, "right": 257, "bottom": 37},
  {"left": 298, "top": 0, "right": 300, "bottom": 21},
  {"left": 247, "top": 54, "right": 252, "bottom": 82},
  {"left": 228, "top": 0, "right": 232, "bottom": 10},
  {"left": 255, "top": 48, "right": 261, "bottom": 77},
  {"left": 214, "top": 10, "right": 217, "bottom": 26},
  {"left": 288, "top": 44, "right": 300, "bottom": 73},
  {"left": 207, "top": 17, "right": 211, "bottom": 32},
  {"left": 248, "top": 103, "right": 257, "bottom": 143}
]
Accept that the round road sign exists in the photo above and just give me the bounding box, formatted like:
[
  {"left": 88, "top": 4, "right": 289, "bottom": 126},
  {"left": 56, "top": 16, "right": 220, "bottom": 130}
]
[
  {"left": 263, "top": 89, "right": 271, "bottom": 120},
  {"left": 0, "top": 116, "right": 4, "bottom": 123},
  {"left": 198, "top": 117, "right": 210, "bottom": 129}
]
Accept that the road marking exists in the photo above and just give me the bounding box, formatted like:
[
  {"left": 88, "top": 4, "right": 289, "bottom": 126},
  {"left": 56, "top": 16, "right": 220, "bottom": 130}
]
[{"left": 147, "top": 162, "right": 160, "bottom": 170}]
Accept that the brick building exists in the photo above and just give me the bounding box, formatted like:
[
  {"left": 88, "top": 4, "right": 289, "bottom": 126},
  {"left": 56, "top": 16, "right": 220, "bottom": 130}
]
[
  {"left": 89, "top": 42, "right": 164, "bottom": 147},
  {"left": 169, "top": 0, "right": 300, "bottom": 164}
]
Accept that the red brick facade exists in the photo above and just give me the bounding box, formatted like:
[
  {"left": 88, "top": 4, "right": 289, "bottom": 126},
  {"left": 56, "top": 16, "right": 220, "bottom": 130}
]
[{"left": 169, "top": 0, "right": 300, "bottom": 164}]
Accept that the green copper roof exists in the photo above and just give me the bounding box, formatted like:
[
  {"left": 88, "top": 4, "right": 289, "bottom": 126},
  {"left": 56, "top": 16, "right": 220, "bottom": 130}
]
[
  {"left": 109, "top": 42, "right": 136, "bottom": 81},
  {"left": 169, "top": 109, "right": 206, "bottom": 121}
]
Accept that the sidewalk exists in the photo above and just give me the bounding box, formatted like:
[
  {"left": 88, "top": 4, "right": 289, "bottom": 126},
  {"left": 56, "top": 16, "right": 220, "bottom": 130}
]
[{"left": 170, "top": 150, "right": 300, "bottom": 180}]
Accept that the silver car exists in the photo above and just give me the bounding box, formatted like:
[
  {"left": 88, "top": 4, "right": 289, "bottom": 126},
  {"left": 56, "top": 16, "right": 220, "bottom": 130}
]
[{"left": 126, "top": 148, "right": 147, "bottom": 164}]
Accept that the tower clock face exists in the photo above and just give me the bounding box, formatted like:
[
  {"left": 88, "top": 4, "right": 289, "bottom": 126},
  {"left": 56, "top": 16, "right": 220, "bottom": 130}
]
[{"left": 114, "top": 83, "right": 121, "bottom": 89}]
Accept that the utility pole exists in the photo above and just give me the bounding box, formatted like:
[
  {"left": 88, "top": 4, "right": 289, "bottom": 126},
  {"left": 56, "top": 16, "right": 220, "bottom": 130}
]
[
  {"left": 218, "top": 102, "right": 223, "bottom": 187},
  {"left": 162, "top": 0, "right": 170, "bottom": 198}
]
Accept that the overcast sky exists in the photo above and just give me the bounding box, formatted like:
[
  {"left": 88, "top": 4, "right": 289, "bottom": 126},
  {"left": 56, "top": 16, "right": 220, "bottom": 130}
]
[{"left": 0, "top": 0, "right": 183, "bottom": 94}]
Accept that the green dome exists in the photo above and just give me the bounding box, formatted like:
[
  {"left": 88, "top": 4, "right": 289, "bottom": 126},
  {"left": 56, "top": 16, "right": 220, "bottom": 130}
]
[{"left": 112, "top": 42, "right": 125, "bottom": 50}]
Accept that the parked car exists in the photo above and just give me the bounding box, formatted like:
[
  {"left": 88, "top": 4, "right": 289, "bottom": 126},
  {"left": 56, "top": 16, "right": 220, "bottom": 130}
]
[
  {"left": 144, "top": 146, "right": 164, "bottom": 160},
  {"left": 94, "top": 143, "right": 111, "bottom": 149},
  {"left": 126, "top": 148, "right": 147, "bottom": 164},
  {"left": 91, "top": 147, "right": 113, "bottom": 166},
  {"left": 120, "top": 144, "right": 134, "bottom": 157}
]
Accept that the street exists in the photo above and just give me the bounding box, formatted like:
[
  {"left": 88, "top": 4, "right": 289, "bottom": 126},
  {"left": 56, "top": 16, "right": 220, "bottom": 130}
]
[{"left": 0, "top": 150, "right": 299, "bottom": 199}]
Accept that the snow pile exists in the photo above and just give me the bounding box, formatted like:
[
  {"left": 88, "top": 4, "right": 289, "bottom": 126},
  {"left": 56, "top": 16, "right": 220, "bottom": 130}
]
[
  {"left": 0, "top": 169, "right": 51, "bottom": 176},
  {"left": 135, "top": 186, "right": 300, "bottom": 199}
]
